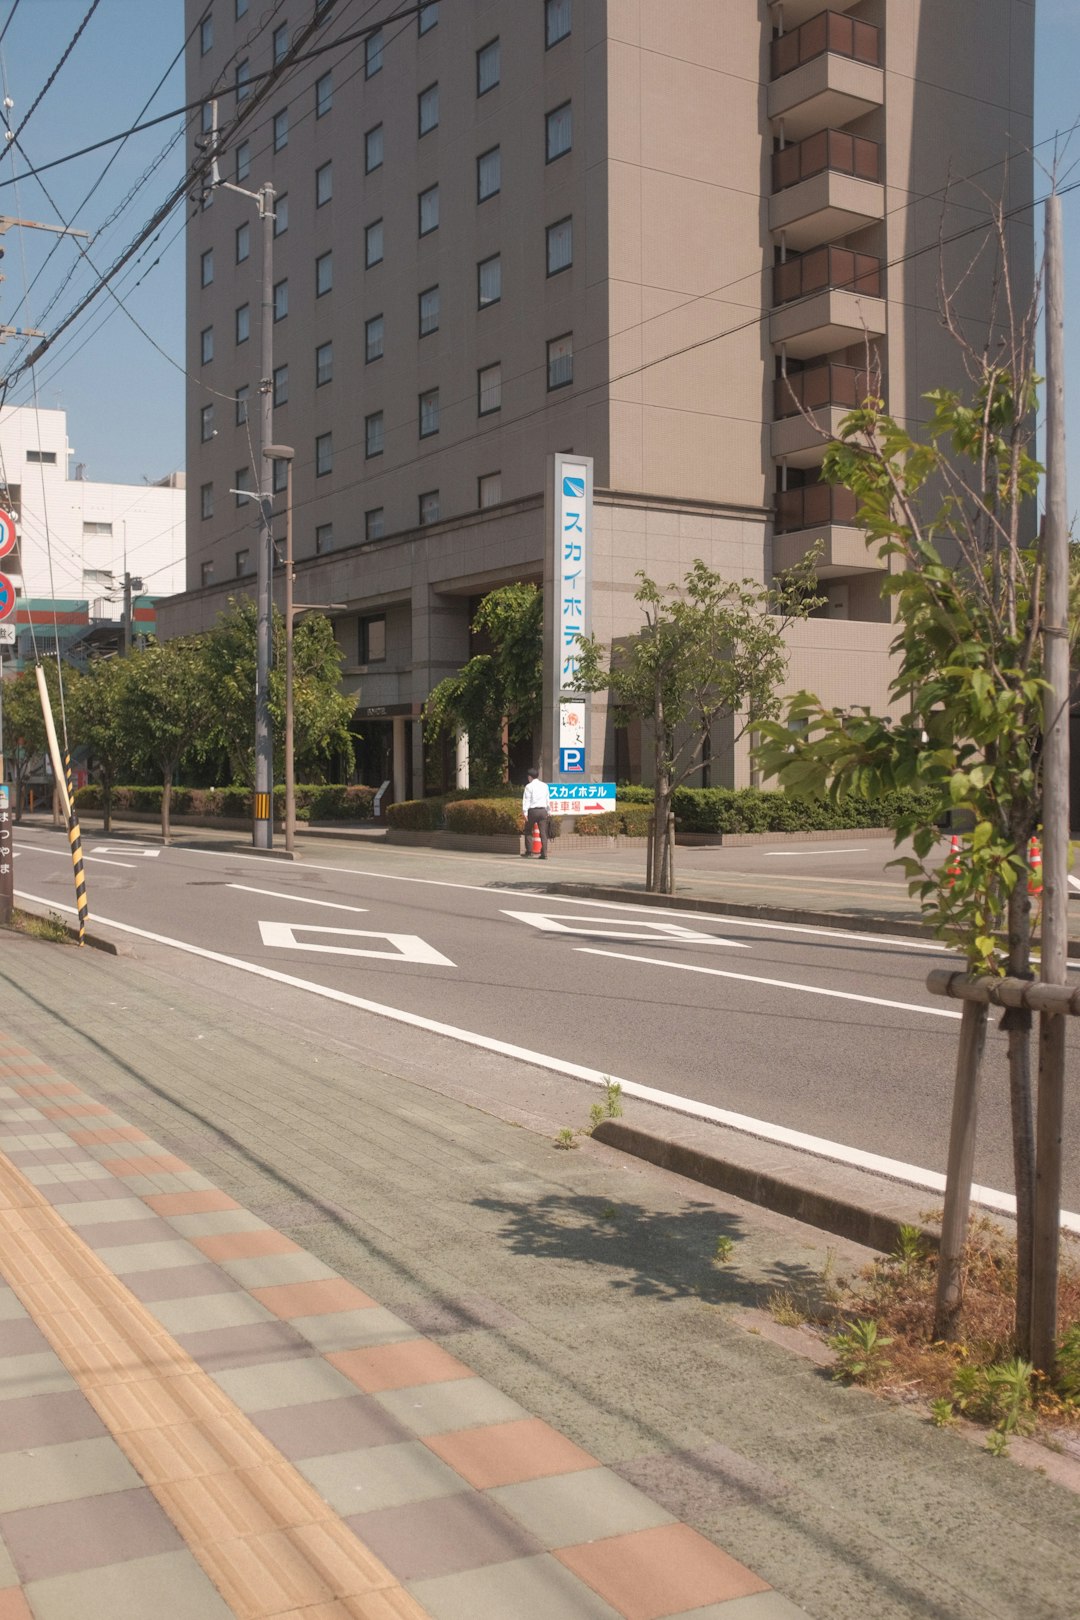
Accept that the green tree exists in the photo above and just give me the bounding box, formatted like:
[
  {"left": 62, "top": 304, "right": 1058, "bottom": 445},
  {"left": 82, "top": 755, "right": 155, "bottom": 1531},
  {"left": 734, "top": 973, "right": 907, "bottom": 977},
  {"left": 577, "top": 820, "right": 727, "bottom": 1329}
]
[
  {"left": 71, "top": 657, "right": 135, "bottom": 834},
  {"left": 575, "top": 560, "right": 819, "bottom": 893},
  {"left": 123, "top": 638, "right": 211, "bottom": 843},
  {"left": 424, "top": 584, "right": 543, "bottom": 790},
  {"left": 1, "top": 662, "right": 70, "bottom": 821}
]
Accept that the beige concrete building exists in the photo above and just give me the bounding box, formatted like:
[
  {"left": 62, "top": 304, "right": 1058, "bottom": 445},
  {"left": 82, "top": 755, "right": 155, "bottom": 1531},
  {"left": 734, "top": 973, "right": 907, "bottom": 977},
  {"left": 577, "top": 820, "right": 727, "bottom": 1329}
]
[{"left": 168, "top": 0, "right": 1034, "bottom": 796}]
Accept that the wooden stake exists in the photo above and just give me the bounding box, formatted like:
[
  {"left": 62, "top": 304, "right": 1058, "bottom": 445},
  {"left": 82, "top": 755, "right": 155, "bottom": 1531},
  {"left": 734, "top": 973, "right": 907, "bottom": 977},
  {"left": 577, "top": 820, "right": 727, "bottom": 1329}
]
[{"left": 932, "top": 999, "right": 989, "bottom": 1340}]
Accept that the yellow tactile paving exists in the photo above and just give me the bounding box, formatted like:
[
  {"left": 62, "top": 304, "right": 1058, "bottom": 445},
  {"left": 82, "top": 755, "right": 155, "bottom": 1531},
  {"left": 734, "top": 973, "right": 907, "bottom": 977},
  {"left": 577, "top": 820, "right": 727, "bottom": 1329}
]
[{"left": 0, "top": 1148, "right": 431, "bottom": 1620}]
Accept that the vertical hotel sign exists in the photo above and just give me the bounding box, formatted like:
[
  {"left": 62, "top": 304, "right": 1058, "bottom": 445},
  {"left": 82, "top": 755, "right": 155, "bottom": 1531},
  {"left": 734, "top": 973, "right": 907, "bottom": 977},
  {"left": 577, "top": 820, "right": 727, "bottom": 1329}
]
[{"left": 552, "top": 453, "right": 592, "bottom": 777}]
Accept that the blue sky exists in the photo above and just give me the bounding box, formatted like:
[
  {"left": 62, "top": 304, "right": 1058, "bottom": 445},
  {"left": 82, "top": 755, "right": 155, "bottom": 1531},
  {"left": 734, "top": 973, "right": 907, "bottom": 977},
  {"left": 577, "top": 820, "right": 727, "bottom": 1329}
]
[{"left": 0, "top": 0, "right": 1077, "bottom": 506}]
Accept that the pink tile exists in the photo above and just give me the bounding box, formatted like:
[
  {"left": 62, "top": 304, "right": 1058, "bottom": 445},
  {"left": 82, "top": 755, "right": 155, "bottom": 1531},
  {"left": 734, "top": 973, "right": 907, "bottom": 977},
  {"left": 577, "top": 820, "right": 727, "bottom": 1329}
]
[
  {"left": 425, "top": 1419, "right": 598, "bottom": 1490},
  {"left": 554, "top": 1523, "right": 771, "bottom": 1620},
  {"left": 193, "top": 1230, "right": 300, "bottom": 1261}
]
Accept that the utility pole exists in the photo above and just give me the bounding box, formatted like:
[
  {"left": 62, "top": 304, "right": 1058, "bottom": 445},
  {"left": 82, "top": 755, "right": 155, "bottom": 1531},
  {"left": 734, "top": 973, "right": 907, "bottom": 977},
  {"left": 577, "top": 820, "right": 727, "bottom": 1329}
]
[
  {"left": 1031, "top": 189, "right": 1070, "bottom": 1375},
  {"left": 121, "top": 572, "right": 144, "bottom": 656}
]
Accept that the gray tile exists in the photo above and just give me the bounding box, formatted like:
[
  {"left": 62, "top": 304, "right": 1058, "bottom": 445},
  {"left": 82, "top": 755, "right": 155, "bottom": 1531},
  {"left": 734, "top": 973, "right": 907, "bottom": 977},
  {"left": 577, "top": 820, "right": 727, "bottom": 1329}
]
[
  {"left": 0, "top": 1288, "right": 28, "bottom": 1322},
  {"left": 122, "top": 1263, "right": 242, "bottom": 1304},
  {"left": 72, "top": 1218, "right": 178, "bottom": 1250},
  {"left": 0, "top": 1319, "right": 51, "bottom": 1357},
  {"left": 166, "top": 1209, "right": 269, "bottom": 1237},
  {"left": 0, "top": 1352, "right": 76, "bottom": 1403},
  {"left": 290, "top": 1306, "right": 415, "bottom": 1353},
  {"left": 213, "top": 1355, "right": 361, "bottom": 1412},
  {"left": 177, "top": 1319, "right": 312, "bottom": 1372},
  {"left": 0, "top": 1486, "right": 183, "bottom": 1581},
  {"left": 376, "top": 1378, "right": 529, "bottom": 1438},
  {"left": 669, "top": 1597, "right": 810, "bottom": 1620},
  {"left": 0, "top": 1390, "right": 108, "bottom": 1452},
  {"left": 24, "top": 1549, "right": 235, "bottom": 1620},
  {"left": 347, "top": 1491, "right": 542, "bottom": 1582},
  {"left": 80, "top": 1139, "right": 164, "bottom": 1161},
  {"left": 249, "top": 1394, "right": 411, "bottom": 1459},
  {"left": 409, "top": 1552, "right": 622, "bottom": 1620},
  {"left": 23, "top": 1162, "right": 112, "bottom": 1185},
  {"left": 301, "top": 1440, "right": 469, "bottom": 1516},
  {"left": 92, "top": 1239, "right": 204, "bottom": 1275},
  {"left": 0, "top": 1535, "right": 17, "bottom": 1588},
  {"left": 217, "top": 1251, "right": 337, "bottom": 1289},
  {"left": 488, "top": 1468, "right": 675, "bottom": 1549},
  {"left": 146, "top": 1291, "right": 275, "bottom": 1335},
  {"left": 0, "top": 1131, "right": 69, "bottom": 1149},
  {"left": 51, "top": 1198, "right": 150, "bottom": 1227},
  {"left": 0, "top": 1437, "right": 141, "bottom": 1513}
]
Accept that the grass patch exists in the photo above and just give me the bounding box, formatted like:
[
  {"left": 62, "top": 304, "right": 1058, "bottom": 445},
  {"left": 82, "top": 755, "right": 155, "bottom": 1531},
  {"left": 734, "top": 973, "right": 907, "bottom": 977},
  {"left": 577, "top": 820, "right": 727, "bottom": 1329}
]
[{"left": 9, "top": 908, "right": 71, "bottom": 943}]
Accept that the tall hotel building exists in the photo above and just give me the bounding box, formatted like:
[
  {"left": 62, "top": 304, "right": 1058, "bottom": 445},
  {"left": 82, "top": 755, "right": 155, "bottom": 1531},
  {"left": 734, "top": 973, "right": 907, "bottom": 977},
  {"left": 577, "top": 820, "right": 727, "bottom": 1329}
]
[{"left": 168, "top": 0, "right": 1034, "bottom": 796}]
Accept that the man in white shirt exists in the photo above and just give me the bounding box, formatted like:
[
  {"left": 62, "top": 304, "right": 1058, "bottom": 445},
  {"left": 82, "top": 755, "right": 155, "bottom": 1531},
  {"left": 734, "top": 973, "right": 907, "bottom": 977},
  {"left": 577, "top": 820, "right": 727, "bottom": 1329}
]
[{"left": 521, "top": 768, "right": 551, "bottom": 859}]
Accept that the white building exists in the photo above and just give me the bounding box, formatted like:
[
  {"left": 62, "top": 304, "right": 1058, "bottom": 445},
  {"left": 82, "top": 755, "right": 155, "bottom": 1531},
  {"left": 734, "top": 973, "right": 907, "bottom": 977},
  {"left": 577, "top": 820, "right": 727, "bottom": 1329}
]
[{"left": 0, "top": 405, "right": 185, "bottom": 615}]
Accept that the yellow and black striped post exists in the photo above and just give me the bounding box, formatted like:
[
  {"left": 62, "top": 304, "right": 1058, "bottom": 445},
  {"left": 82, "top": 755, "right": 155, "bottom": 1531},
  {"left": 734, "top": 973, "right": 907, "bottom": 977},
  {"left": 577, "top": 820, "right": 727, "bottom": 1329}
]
[
  {"left": 254, "top": 790, "right": 272, "bottom": 828},
  {"left": 62, "top": 749, "right": 89, "bottom": 947}
]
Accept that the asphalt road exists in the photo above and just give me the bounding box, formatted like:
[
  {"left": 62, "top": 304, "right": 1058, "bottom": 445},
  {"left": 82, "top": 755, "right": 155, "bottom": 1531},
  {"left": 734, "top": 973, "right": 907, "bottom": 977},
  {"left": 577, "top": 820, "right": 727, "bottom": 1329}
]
[{"left": 12, "top": 825, "right": 1080, "bottom": 1212}]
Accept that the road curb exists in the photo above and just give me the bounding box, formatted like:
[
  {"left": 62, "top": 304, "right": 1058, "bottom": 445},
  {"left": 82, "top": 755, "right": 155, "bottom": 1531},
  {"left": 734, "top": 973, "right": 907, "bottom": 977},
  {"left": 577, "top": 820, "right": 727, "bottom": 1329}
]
[{"left": 591, "top": 1119, "right": 939, "bottom": 1254}]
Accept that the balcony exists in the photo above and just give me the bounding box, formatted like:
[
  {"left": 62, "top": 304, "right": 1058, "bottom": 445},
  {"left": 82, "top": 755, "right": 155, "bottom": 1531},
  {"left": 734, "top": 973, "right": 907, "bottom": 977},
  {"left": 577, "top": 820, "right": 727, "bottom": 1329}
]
[
  {"left": 768, "top": 13, "right": 884, "bottom": 141},
  {"left": 770, "top": 129, "right": 884, "bottom": 250},
  {"left": 773, "top": 0, "right": 859, "bottom": 24},
  {"left": 772, "top": 361, "right": 874, "bottom": 466},
  {"left": 770, "top": 246, "right": 886, "bottom": 359},
  {"left": 773, "top": 484, "right": 882, "bottom": 579}
]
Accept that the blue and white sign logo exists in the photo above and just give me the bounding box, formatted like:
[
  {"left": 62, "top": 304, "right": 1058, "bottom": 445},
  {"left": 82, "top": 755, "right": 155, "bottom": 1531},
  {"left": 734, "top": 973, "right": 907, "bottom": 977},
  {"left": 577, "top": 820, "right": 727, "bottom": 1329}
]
[{"left": 562, "top": 476, "right": 585, "bottom": 499}]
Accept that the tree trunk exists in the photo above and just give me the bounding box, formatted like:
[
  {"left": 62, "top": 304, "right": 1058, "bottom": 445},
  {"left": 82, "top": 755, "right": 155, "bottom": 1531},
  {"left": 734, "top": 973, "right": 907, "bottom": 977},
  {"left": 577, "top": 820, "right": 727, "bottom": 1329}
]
[
  {"left": 103, "top": 779, "right": 112, "bottom": 836},
  {"left": 651, "top": 675, "right": 668, "bottom": 894},
  {"left": 1004, "top": 873, "right": 1036, "bottom": 1357},
  {"left": 161, "top": 768, "right": 173, "bottom": 846}
]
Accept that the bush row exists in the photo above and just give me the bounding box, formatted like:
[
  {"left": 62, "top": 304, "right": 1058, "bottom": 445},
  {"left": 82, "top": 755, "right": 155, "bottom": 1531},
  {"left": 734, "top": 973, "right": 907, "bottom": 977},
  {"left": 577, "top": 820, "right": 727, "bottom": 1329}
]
[{"left": 71, "top": 784, "right": 376, "bottom": 821}]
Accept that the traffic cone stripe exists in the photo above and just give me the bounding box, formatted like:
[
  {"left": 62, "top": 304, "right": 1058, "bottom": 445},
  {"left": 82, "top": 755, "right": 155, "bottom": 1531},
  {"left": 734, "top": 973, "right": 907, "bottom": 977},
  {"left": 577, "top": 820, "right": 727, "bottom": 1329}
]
[
  {"left": 946, "top": 835, "right": 961, "bottom": 889},
  {"left": 1028, "top": 835, "right": 1042, "bottom": 896},
  {"left": 531, "top": 821, "right": 542, "bottom": 856}
]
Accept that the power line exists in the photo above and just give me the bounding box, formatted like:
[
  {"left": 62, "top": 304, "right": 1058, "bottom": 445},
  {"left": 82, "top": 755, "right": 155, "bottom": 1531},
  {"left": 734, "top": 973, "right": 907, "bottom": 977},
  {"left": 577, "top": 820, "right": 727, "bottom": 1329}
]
[{"left": 11, "top": 0, "right": 101, "bottom": 143}]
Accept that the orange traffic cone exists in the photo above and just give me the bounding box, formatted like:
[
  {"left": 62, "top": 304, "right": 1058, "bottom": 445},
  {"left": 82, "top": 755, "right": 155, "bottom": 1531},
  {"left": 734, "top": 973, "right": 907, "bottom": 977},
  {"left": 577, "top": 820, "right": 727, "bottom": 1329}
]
[
  {"left": 530, "top": 821, "right": 543, "bottom": 856},
  {"left": 1028, "top": 835, "right": 1043, "bottom": 896},
  {"left": 946, "top": 835, "right": 961, "bottom": 889}
]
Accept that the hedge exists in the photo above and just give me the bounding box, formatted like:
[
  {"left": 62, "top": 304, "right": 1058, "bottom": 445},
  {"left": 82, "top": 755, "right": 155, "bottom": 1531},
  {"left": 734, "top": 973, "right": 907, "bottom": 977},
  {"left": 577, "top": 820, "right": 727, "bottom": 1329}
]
[
  {"left": 670, "top": 785, "right": 942, "bottom": 834},
  {"left": 71, "top": 784, "right": 375, "bottom": 821},
  {"left": 570, "top": 804, "right": 652, "bottom": 837},
  {"left": 443, "top": 798, "right": 525, "bottom": 835}
]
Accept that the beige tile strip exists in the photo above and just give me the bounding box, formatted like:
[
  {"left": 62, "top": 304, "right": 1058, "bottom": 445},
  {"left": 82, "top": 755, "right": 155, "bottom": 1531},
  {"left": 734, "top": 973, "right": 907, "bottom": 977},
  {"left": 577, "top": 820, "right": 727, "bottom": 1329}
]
[{"left": 0, "top": 1148, "right": 430, "bottom": 1620}]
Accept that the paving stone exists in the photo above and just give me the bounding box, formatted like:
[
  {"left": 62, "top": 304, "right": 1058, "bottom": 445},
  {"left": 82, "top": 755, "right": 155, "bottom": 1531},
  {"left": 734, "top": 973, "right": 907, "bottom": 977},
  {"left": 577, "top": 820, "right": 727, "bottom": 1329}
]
[
  {"left": 22, "top": 1163, "right": 111, "bottom": 1186},
  {"left": 23, "top": 1548, "right": 235, "bottom": 1620},
  {"left": 489, "top": 1467, "right": 676, "bottom": 1549},
  {"left": 91, "top": 1239, "right": 204, "bottom": 1275},
  {"left": 347, "top": 1490, "right": 542, "bottom": 1582},
  {"left": 249, "top": 1395, "right": 412, "bottom": 1460},
  {"left": 166, "top": 1209, "right": 270, "bottom": 1238},
  {"left": 213, "top": 1356, "right": 364, "bottom": 1413},
  {"left": 0, "top": 1586, "right": 32, "bottom": 1618},
  {"left": 50, "top": 1198, "right": 150, "bottom": 1227},
  {"left": 0, "top": 1391, "right": 108, "bottom": 1452},
  {"left": 68, "top": 1217, "right": 179, "bottom": 1250},
  {"left": 176, "top": 1319, "right": 314, "bottom": 1373},
  {"left": 0, "top": 1291, "right": 27, "bottom": 1323},
  {"left": 375, "top": 1378, "right": 529, "bottom": 1438},
  {"left": 0, "top": 1320, "right": 50, "bottom": 1358},
  {"left": 425, "top": 1418, "right": 599, "bottom": 1490},
  {"left": 143, "top": 1189, "right": 241, "bottom": 1216},
  {"left": 0, "top": 1488, "right": 183, "bottom": 1581},
  {"left": 218, "top": 1252, "right": 338, "bottom": 1290},
  {"left": 250, "top": 1278, "right": 377, "bottom": 1319},
  {"left": 408, "top": 1551, "right": 622, "bottom": 1619},
  {"left": 327, "top": 1340, "right": 470, "bottom": 1395},
  {"left": 300, "top": 1441, "right": 469, "bottom": 1516},
  {"left": 554, "top": 1524, "right": 770, "bottom": 1620},
  {"left": 290, "top": 1308, "right": 416, "bottom": 1354},
  {"left": 38, "top": 1178, "right": 130, "bottom": 1204},
  {"left": 121, "top": 1263, "right": 243, "bottom": 1303},
  {"left": 193, "top": 1229, "right": 298, "bottom": 1262},
  {"left": 0, "top": 1536, "right": 17, "bottom": 1588},
  {"left": 0, "top": 1437, "right": 141, "bottom": 1513},
  {"left": 146, "top": 1291, "right": 276, "bottom": 1336},
  {"left": 667, "top": 1595, "right": 810, "bottom": 1619},
  {"left": 0, "top": 1353, "right": 76, "bottom": 1403}
]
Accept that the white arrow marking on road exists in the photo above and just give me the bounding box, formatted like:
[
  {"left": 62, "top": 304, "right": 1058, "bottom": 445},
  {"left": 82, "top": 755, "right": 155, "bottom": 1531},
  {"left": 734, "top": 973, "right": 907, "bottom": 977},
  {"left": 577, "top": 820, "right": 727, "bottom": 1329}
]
[
  {"left": 501, "top": 909, "right": 748, "bottom": 947},
  {"left": 1069, "top": 873, "right": 1080, "bottom": 894},
  {"left": 258, "top": 920, "right": 455, "bottom": 966},
  {"left": 575, "top": 947, "right": 961, "bottom": 1019},
  {"left": 91, "top": 847, "right": 161, "bottom": 858},
  {"left": 230, "top": 884, "right": 369, "bottom": 914}
]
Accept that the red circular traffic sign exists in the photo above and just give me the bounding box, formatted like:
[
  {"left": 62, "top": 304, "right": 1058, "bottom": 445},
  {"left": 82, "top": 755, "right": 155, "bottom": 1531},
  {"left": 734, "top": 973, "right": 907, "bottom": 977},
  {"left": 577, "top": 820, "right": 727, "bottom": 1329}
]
[
  {"left": 0, "top": 571, "right": 16, "bottom": 621},
  {"left": 0, "top": 510, "right": 14, "bottom": 559}
]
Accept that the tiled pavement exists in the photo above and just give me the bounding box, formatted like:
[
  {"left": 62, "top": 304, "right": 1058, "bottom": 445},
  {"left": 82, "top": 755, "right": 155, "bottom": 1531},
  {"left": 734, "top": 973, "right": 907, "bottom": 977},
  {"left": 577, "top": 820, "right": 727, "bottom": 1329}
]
[{"left": 0, "top": 1035, "right": 807, "bottom": 1620}]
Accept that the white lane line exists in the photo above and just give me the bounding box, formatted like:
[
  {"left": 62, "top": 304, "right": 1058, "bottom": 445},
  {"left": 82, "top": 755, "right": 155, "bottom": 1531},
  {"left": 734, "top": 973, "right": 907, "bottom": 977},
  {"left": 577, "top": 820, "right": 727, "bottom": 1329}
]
[
  {"left": 15, "top": 885, "right": 1079, "bottom": 1235},
  {"left": 11, "top": 843, "right": 69, "bottom": 857},
  {"left": 228, "top": 884, "right": 369, "bottom": 914},
  {"left": 575, "top": 947, "right": 961, "bottom": 1020},
  {"left": 87, "top": 857, "right": 135, "bottom": 869},
  {"left": 764, "top": 847, "right": 868, "bottom": 857}
]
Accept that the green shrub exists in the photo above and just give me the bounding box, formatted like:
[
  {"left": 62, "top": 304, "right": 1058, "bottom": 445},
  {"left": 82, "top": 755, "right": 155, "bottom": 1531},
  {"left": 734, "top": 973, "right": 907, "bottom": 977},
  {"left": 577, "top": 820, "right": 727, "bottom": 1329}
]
[
  {"left": 670, "top": 785, "right": 942, "bottom": 835},
  {"left": 559, "top": 803, "right": 651, "bottom": 837},
  {"left": 73, "top": 785, "right": 102, "bottom": 810},
  {"left": 302, "top": 784, "right": 376, "bottom": 821},
  {"left": 444, "top": 798, "right": 524, "bottom": 835},
  {"left": 386, "top": 796, "right": 444, "bottom": 831},
  {"left": 614, "top": 784, "right": 654, "bottom": 804}
]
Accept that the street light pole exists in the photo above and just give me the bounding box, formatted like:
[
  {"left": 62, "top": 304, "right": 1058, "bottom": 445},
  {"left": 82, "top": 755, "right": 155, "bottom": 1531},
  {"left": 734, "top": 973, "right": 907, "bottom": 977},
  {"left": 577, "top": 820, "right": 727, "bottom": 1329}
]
[
  {"left": 265, "top": 444, "right": 295, "bottom": 854},
  {"left": 254, "top": 181, "right": 276, "bottom": 849}
]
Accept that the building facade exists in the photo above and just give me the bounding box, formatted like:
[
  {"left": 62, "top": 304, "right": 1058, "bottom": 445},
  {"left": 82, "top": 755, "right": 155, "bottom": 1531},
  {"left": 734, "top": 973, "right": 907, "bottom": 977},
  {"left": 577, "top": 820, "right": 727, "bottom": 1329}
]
[{"left": 168, "top": 0, "right": 1034, "bottom": 796}]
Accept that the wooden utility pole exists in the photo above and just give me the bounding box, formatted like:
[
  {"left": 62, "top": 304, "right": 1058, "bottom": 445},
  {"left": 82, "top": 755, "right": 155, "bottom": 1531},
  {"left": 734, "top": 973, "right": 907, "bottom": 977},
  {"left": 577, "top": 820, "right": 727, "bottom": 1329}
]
[{"left": 1031, "top": 190, "right": 1069, "bottom": 1375}]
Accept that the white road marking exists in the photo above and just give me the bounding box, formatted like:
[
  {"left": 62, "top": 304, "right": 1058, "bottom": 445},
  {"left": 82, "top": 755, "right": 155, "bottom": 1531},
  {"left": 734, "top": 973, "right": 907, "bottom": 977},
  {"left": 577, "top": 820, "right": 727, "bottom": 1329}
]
[
  {"left": 575, "top": 947, "right": 961, "bottom": 1020},
  {"left": 500, "top": 910, "right": 748, "bottom": 947},
  {"left": 91, "top": 846, "right": 161, "bottom": 858},
  {"left": 14, "top": 884, "right": 1079, "bottom": 1236},
  {"left": 258, "top": 920, "right": 455, "bottom": 966},
  {"left": 1069, "top": 873, "right": 1080, "bottom": 894},
  {"left": 229, "top": 884, "right": 369, "bottom": 914},
  {"left": 86, "top": 857, "right": 135, "bottom": 869},
  {"left": 764, "top": 847, "right": 868, "bottom": 857}
]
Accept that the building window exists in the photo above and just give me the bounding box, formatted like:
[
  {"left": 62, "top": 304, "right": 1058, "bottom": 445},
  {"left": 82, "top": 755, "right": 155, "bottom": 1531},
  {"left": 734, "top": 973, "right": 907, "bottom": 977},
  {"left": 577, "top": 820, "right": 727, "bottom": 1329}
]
[
  {"left": 365, "top": 123, "right": 383, "bottom": 172},
  {"left": 365, "top": 315, "right": 384, "bottom": 362},
  {"left": 200, "top": 326, "right": 214, "bottom": 364},
  {"left": 235, "top": 303, "right": 250, "bottom": 344},
  {"left": 419, "top": 490, "right": 440, "bottom": 526},
  {"left": 201, "top": 561, "right": 215, "bottom": 588},
  {"left": 273, "top": 364, "right": 288, "bottom": 407},
  {"left": 316, "top": 341, "right": 333, "bottom": 385},
  {"left": 273, "top": 108, "right": 288, "bottom": 151},
  {"left": 546, "top": 0, "right": 571, "bottom": 47},
  {"left": 236, "top": 141, "right": 250, "bottom": 182},
  {"left": 235, "top": 0, "right": 247, "bottom": 15},
  {"left": 316, "top": 433, "right": 333, "bottom": 477},
  {"left": 478, "top": 472, "right": 502, "bottom": 509},
  {"left": 315, "top": 522, "right": 333, "bottom": 555},
  {"left": 315, "top": 161, "right": 332, "bottom": 206},
  {"left": 236, "top": 59, "right": 251, "bottom": 102},
  {"left": 418, "top": 0, "right": 438, "bottom": 33},
  {"left": 272, "top": 22, "right": 288, "bottom": 63},
  {"left": 200, "top": 248, "right": 214, "bottom": 286},
  {"left": 199, "top": 13, "right": 213, "bottom": 54},
  {"left": 418, "top": 284, "right": 439, "bottom": 336},
  {"left": 547, "top": 332, "right": 573, "bottom": 389},
  {"left": 477, "top": 145, "right": 500, "bottom": 201},
  {"left": 419, "top": 388, "right": 440, "bottom": 438},
  {"left": 316, "top": 251, "right": 333, "bottom": 296},
  {"left": 200, "top": 482, "right": 214, "bottom": 519},
  {"left": 365, "top": 507, "right": 385, "bottom": 540},
  {"left": 235, "top": 385, "right": 249, "bottom": 425},
  {"left": 478, "top": 254, "right": 501, "bottom": 308},
  {"left": 316, "top": 71, "right": 333, "bottom": 117},
  {"left": 236, "top": 548, "right": 251, "bottom": 577},
  {"left": 274, "top": 194, "right": 288, "bottom": 235},
  {"left": 83, "top": 521, "right": 113, "bottom": 535},
  {"left": 359, "top": 616, "right": 386, "bottom": 664},
  {"left": 547, "top": 215, "right": 573, "bottom": 275},
  {"left": 235, "top": 221, "right": 250, "bottom": 263},
  {"left": 273, "top": 280, "right": 288, "bottom": 321},
  {"left": 365, "top": 411, "right": 384, "bottom": 458},
  {"left": 418, "top": 83, "right": 439, "bottom": 136},
  {"left": 200, "top": 404, "right": 215, "bottom": 442},
  {"left": 476, "top": 38, "right": 500, "bottom": 95},
  {"left": 365, "top": 219, "right": 384, "bottom": 266},
  {"left": 235, "top": 467, "right": 252, "bottom": 505},
  {"left": 546, "top": 101, "right": 572, "bottom": 162},
  {"left": 478, "top": 362, "right": 501, "bottom": 415},
  {"left": 418, "top": 184, "right": 439, "bottom": 236},
  {"left": 365, "top": 27, "right": 382, "bottom": 77},
  {"left": 272, "top": 458, "right": 288, "bottom": 494},
  {"left": 26, "top": 449, "right": 57, "bottom": 463}
]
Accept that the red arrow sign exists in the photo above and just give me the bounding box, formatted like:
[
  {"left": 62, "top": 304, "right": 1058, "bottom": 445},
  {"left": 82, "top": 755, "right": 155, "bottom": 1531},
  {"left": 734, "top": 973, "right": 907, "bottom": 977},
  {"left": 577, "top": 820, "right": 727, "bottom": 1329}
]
[
  {"left": 0, "top": 571, "right": 16, "bottom": 621},
  {"left": 0, "top": 510, "right": 14, "bottom": 559}
]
